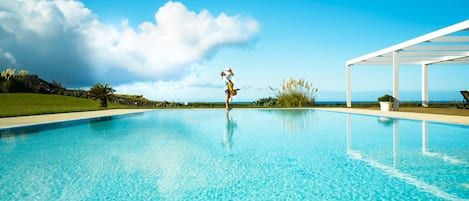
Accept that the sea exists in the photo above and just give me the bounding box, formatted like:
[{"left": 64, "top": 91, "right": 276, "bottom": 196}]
[{"left": 208, "top": 91, "right": 466, "bottom": 105}]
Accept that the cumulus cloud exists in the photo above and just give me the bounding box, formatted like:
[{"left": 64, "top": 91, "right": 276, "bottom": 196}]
[
  {"left": 0, "top": 0, "right": 97, "bottom": 85},
  {"left": 0, "top": 0, "right": 260, "bottom": 87},
  {"left": 115, "top": 76, "right": 220, "bottom": 102}
]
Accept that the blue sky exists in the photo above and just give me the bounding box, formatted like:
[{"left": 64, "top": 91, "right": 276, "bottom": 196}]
[{"left": 1, "top": 0, "right": 468, "bottom": 102}]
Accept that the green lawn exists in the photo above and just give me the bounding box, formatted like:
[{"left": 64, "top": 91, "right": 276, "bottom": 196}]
[
  {"left": 0, "top": 93, "right": 130, "bottom": 117},
  {"left": 2, "top": 93, "right": 468, "bottom": 118}
]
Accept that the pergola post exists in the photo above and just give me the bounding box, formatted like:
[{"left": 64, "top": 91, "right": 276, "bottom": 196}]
[
  {"left": 346, "top": 65, "right": 352, "bottom": 107},
  {"left": 393, "top": 51, "right": 400, "bottom": 111},
  {"left": 421, "top": 64, "right": 429, "bottom": 107}
]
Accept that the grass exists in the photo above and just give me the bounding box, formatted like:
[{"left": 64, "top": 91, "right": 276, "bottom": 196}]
[
  {"left": 0, "top": 93, "right": 132, "bottom": 117},
  {"left": 1, "top": 93, "right": 469, "bottom": 118}
]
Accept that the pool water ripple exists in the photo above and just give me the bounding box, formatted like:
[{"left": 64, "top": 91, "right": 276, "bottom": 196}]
[{"left": 0, "top": 109, "right": 468, "bottom": 200}]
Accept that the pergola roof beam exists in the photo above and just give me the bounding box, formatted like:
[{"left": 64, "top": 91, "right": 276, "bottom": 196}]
[{"left": 346, "top": 20, "right": 469, "bottom": 66}]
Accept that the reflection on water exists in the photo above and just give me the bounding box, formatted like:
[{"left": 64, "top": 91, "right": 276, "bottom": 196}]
[
  {"left": 421, "top": 121, "right": 468, "bottom": 166},
  {"left": 0, "top": 114, "right": 137, "bottom": 142},
  {"left": 0, "top": 129, "right": 28, "bottom": 145},
  {"left": 377, "top": 116, "right": 395, "bottom": 127},
  {"left": 346, "top": 114, "right": 469, "bottom": 200},
  {"left": 263, "top": 109, "right": 316, "bottom": 133},
  {"left": 222, "top": 110, "right": 237, "bottom": 151},
  {"left": 1, "top": 109, "right": 467, "bottom": 200}
]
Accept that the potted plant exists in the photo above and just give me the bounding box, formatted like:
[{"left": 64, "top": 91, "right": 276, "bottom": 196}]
[{"left": 378, "top": 94, "right": 394, "bottom": 111}]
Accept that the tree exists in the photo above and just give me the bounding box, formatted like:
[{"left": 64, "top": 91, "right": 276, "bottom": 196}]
[
  {"left": 89, "top": 83, "right": 115, "bottom": 108},
  {"left": 50, "top": 80, "right": 66, "bottom": 95}
]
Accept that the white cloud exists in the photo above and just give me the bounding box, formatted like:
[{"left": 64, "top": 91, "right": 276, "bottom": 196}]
[
  {"left": 91, "top": 1, "right": 260, "bottom": 79},
  {"left": 0, "top": 0, "right": 260, "bottom": 86},
  {"left": 0, "top": 48, "right": 16, "bottom": 65},
  {"left": 115, "top": 79, "right": 272, "bottom": 102},
  {"left": 114, "top": 67, "right": 223, "bottom": 102}
]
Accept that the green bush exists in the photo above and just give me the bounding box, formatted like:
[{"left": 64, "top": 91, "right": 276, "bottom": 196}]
[
  {"left": 1, "top": 68, "right": 31, "bottom": 93},
  {"left": 252, "top": 97, "right": 278, "bottom": 106},
  {"left": 277, "top": 90, "right": 309, "bottom": 107},
  {"left": 1, "top": 78, "right": 32, "bottom": 93},
  {"left": 378, "top": 94, "right": 394, "bottom": 102}
]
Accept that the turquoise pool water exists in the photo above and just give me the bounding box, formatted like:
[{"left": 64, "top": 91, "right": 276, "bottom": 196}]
[{"left": 0, "top": 109, "right": 468, "bottom": 200}]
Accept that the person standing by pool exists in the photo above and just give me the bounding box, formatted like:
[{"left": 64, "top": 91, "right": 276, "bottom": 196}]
[{"left": 221, "top": 67, "right": 234, "bottom": 110}]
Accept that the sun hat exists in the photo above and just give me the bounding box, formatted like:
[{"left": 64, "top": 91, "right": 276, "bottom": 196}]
[{"left": 225, "top": 67, "right": 233, "bottom": 76}]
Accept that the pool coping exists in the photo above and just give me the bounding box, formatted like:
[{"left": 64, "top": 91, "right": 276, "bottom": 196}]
[
  {"left": 0, "top": 109, "right": 154, "bottom": 129},
  {"left": 1, "top": 108, "right": 468, "bottom": 129},
  {"left": 315, "top": 108, "right": 469, "bottom": 126}
]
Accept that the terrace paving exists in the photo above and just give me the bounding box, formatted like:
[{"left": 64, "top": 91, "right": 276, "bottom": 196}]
[
  {"left": 1, "top": 108, "right": 468, "bottom": 130},
  {"left": 317, "top": 108, "right": 469, "bottom": 126},
  {"left": 0, "top": 109, "right": 153, "bottom": 129}
]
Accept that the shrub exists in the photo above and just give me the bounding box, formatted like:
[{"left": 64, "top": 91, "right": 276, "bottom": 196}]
[
  {"left": 1, "top": 78, "right": 32, "bottom": 93},
  {"left": 50, "top": 81, "right": 66, "bottom": 95},
  {"left": 1, "top": 68, "right": 31, "bottom": 93},
  {"left": 271, "top": 78, "right": 318, "bottom": 107},
  {"left": 18, "top": 70, "right": 28, "bottom": 77},
  {"left": 1, "top": 68, "right": 15, "bottom": 81},
  {"left": 378, "top": 94, "right": 394, "bottom": 102},
  {"left": 252, "top": 97, "right": 278, "bottom": 106}
]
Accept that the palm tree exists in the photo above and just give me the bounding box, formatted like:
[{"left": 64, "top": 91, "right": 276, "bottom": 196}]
[{"left": 90, "top": 83, "right": 115, "bottom": 108}]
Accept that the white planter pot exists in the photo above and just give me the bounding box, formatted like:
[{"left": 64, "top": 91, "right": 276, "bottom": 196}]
[{"left": 379, "top": 101, "right": 391, "bottom": 111}]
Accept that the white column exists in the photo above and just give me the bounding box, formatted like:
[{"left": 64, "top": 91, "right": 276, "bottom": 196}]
[
  {"left": 393, "top": 51, "right": 400, "bottom": 111},
  {"left": 421, "top": 64, "right": 428, "bottom": 107},
  {"left": 346, "top": 65, "right": 352, "bottom": 107}
]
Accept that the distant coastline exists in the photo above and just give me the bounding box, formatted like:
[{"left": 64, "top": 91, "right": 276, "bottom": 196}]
[
  {"left": 191, "top": 91, "right": 466, "bottom": 104},
  {"left": 208, "top": 100, "right": 461, "bottom": 106},
  {"left": 315, "top": 91, "right": 466, "bottom": 102}
]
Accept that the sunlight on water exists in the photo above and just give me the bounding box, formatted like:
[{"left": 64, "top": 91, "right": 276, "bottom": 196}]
[{"left": 0, "top": 109, "right": 468, "bottom": 200}]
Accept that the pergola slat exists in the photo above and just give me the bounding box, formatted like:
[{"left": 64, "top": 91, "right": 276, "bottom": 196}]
[
  {"left": 403, "top": 46, "right": 469, "bottom": 51},
  {"left": 382, "top": 51, "right": 469, "bottom": 57},
  {"left": 429, "top": 36, "right": 469, "bottom": 42}
]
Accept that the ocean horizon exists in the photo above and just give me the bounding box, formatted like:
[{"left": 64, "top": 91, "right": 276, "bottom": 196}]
[
  {"left": 315, "top": 90, "right": 466, "bottom": 102},
  {"left": 182, "top": 91, "right": 466, "bottom": 104}
]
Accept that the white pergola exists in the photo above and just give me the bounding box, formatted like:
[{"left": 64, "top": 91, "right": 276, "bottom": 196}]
[{"left": 346, "top": 19, "right": 469, "bottom": 110}]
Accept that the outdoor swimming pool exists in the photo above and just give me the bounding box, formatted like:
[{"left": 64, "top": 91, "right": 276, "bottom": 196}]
[{"left": 0, "top": 109, "right": 468, "bottom": 200}]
